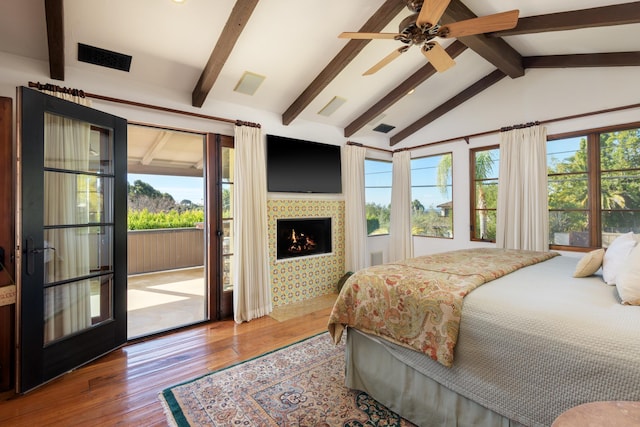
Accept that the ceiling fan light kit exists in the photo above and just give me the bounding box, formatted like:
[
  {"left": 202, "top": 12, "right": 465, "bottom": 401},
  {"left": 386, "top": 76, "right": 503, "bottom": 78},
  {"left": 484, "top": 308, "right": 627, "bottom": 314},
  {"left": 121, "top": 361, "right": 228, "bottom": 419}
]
[{"left": 339, "top": 0, "right": 519, "bottom": 75}]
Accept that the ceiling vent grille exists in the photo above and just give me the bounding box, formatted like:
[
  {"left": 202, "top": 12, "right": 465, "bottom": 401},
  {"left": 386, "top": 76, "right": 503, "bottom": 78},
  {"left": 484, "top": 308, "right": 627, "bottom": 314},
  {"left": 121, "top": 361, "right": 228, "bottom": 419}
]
[
  {"left": 78, "top": 43, "right": 132, "bottom": 72},
  {"left": 373, "top": 123, "right": 396, "bottom": 133}
]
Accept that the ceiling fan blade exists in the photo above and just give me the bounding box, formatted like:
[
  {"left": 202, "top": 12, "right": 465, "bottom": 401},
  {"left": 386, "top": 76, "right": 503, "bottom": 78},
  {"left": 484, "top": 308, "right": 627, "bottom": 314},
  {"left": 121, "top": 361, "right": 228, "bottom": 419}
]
[
  {"left": 339, "top": 32, "right": 400, "bottom": 40},
  {"left": 421, "top": 42, "right": 456, "bottom": 72},
  {"left": 438, "top": 10, "right": 520, "bottom": 38},
  {"left": 363, "top": 46, "right": 409, "bottom": 76},
  {"left": 416, "top": 0, "right": 451, "bottom": 28}
]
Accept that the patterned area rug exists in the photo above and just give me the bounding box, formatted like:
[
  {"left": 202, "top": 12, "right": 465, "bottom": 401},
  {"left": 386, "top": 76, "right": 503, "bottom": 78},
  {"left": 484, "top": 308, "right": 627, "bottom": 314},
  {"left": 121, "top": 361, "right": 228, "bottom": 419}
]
[{"left": 159, "top": 332, "right": 415, "bottom": 426}]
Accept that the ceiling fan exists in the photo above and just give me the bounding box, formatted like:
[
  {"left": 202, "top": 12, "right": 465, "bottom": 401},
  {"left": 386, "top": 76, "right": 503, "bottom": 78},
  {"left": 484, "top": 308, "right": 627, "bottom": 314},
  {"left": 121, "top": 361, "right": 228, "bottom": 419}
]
[{"left": 339, "top": 0, "right": 519, "bottom": 75}]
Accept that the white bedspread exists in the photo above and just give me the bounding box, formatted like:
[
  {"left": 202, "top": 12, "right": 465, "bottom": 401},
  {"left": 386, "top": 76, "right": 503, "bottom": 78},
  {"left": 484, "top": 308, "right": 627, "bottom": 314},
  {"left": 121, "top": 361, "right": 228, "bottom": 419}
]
[{"left": 368, "top": 255, "right": 640, "bottom": 427}]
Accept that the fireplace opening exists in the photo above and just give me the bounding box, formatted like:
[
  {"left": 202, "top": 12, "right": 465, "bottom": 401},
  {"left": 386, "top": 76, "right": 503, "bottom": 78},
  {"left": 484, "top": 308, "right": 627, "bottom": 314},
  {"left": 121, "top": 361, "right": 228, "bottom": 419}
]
[{"left": 277, "top": 218, "right": 332, "bottom": 260}]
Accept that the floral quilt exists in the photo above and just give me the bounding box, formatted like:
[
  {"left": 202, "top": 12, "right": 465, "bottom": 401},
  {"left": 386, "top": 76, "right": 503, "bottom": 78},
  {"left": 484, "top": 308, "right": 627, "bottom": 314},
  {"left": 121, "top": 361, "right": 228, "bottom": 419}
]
[{"left": 328, "top": 248, "right": 558, "bottom": 367}]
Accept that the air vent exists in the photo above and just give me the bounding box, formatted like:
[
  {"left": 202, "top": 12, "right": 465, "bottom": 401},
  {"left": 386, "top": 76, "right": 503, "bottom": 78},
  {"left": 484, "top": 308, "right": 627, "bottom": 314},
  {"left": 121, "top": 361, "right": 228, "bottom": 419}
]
[
  {"left": 373, "top": 123, "right": 396, "bottom": 133},
  {"left": 78, "top": 43, "right": 132, "bottom": 72}
]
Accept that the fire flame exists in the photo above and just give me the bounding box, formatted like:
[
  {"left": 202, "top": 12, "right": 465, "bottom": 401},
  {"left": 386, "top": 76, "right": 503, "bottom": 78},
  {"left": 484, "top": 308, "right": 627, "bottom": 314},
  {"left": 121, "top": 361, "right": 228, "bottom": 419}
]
[{"left": 287, "top": 229, "right": 317, "bottom": 253}]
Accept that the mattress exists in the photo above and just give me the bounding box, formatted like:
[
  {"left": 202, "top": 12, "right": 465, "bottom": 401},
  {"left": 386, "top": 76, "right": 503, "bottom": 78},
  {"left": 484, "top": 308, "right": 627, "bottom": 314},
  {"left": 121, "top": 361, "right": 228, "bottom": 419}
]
[{"left": 344, "top": 255, "right": 640, "bottom": 427}]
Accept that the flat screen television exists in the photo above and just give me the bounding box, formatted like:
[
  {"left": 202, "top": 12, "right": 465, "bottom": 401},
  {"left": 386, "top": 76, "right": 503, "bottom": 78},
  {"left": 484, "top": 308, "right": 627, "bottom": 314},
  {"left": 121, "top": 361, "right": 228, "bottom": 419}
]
[{"left": 266, "top": 134, "right": 342, "bottom": 193}]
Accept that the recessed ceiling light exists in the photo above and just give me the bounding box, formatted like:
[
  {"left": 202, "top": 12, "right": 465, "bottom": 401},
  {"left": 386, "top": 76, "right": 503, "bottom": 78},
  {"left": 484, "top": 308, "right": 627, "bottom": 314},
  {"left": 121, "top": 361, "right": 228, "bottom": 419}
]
[
  {"left": 172, "top": 0, "right": 186, "bottom": 4},
  {"left": 407, "top": 88, "right": 415, "bottom": 95},
  {"left": 234, "top": 71, "right": 266, "bottom": 96},
  {"left": 318, "top": 96, "right": 347, "bottom": 117}
]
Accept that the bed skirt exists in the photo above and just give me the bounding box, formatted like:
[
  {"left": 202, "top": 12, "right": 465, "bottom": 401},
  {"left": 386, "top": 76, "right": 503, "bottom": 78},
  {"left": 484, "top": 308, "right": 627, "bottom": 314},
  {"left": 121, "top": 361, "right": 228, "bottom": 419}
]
[{"left": 346, "top": 328, "right": 526, "bottom": 427}]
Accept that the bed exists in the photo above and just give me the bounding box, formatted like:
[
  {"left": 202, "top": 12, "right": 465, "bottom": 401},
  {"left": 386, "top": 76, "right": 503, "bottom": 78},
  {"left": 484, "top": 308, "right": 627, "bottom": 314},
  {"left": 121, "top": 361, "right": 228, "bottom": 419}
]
[{"left": 328, "top": 248, "right": 640, "bottom": 427}]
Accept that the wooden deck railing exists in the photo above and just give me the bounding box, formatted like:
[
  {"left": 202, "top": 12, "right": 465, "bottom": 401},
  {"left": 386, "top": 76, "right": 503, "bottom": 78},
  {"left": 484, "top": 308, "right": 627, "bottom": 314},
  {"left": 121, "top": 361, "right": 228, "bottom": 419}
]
[{"left": 127, "top": 228, "right": 204, "bottom": 275}]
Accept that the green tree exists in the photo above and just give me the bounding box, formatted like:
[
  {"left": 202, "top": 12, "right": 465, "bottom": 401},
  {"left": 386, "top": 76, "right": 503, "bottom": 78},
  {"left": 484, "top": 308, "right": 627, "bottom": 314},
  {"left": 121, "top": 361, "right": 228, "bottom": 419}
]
[
  {"left": 548, "top": 129, "right": 640, "bottom": 237},
  {"left": 128, "top": 179, "right": 177, "bottom": 213},
  {"left": 437, "top": 150, "right": 496, "bottom": 240},
  {"left": 366, "top": 203, "right": 390, "bottom": 235}
]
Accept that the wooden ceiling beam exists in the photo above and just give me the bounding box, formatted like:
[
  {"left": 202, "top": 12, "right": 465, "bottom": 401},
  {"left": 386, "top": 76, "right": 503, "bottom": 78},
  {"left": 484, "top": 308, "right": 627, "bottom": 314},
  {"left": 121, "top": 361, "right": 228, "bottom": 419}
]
[
  {"left": 441, "top": 0, "right": 523, "bottom": 79},
  {"left": 281, "top": 0, "right": 406, "bottom": 126},
  {"left": 344, "top": 41, "right": 468, "bottom": 138},
  {"left": 390, "top": 69, "right": 507, "bottom": 146},
  {"left": 192, "top": 0, "right": 259, "bottom": 108},
  {"left": 44, "top": 0, "right": 64, "bottom": 81},
  {"left": 524, "top": 52, "right": 640, "bottom": 68},
  {"left": 490, "top": 2, "right": 640, "bottom": 37}
]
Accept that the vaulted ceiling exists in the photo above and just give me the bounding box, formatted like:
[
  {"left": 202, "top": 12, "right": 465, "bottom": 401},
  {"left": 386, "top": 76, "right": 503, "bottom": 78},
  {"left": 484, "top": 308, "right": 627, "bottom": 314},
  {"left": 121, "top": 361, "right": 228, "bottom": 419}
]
[{"left": 1, "top": 0, "right": 639, "bottom": 149}]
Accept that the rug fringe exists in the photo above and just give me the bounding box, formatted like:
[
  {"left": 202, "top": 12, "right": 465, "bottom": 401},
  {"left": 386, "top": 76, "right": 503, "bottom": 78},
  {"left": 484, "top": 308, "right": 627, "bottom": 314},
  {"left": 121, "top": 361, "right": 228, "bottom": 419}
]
[{"left": 158, "top": 392, "right": 180, "bottom": 427}]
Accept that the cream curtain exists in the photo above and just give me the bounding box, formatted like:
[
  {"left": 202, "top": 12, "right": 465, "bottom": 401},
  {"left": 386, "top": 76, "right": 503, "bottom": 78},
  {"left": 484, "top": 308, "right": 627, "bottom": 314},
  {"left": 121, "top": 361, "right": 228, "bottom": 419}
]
[
  {"left": 496, "top": 125, "right": 549, "bottom": 251},
  {"left": 344, "top": 145, "right": 367, "bottom": 272},
  {"left": 389, "top": 150, "right": 413, "bottom": 262},
  {"left": 233, "top": 124, "right": 272, "bottom": 323},
  {"left": 43, "top": 92, "right": 93, "bottom": 343}
]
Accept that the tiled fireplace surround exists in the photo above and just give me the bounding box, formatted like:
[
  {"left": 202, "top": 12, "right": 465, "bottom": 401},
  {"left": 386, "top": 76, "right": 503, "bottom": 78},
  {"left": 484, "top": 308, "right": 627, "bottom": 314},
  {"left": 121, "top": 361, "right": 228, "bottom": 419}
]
[{"left": 267, "top": 198, "right": 345, "bottom": 306}]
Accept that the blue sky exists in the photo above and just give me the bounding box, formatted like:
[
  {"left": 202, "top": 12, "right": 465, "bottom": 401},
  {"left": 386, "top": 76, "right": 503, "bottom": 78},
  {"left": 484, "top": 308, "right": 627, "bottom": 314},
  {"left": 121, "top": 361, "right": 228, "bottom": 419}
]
[
  {"left": 365, "top": 157, "right": 452, "bottom": 208},
  {"left": 128, "top": 173, "right": 204, "bottom": 204}
]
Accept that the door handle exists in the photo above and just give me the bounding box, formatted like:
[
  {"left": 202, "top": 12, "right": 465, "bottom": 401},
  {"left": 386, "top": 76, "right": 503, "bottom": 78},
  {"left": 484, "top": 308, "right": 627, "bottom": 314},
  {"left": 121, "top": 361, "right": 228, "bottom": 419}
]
[{"left": 25, "top": 237, "right": 55, "bottom": 276}]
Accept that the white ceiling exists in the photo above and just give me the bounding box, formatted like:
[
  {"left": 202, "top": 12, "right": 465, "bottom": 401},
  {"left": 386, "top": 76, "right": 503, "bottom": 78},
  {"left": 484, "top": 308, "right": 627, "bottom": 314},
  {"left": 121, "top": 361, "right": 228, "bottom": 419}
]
[{"left": 1, "top": 0, "right": 639, "bottom": 167}]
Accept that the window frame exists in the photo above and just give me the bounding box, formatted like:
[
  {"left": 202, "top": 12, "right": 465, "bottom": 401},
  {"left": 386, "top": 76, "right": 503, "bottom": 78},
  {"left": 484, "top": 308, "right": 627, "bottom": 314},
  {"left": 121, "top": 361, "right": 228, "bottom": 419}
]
[
  {"left": 548, "top": 121, "right": 640, "bottom": 251},
  {"left": 364, "top": 157, "right": 392, "bottom": 237},
  {"left": 469, "top": 145, "right": 499, "bottom": 242},
  {"left": 410, "top": 152, "right": 454, "bottom": 239}
]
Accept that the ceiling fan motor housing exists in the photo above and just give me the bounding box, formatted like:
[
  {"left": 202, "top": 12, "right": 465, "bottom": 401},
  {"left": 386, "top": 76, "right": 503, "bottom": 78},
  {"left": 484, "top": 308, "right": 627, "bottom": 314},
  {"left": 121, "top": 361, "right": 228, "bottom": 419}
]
[{"left": 398, "top": 13, "right": 438, "bottom": 46}]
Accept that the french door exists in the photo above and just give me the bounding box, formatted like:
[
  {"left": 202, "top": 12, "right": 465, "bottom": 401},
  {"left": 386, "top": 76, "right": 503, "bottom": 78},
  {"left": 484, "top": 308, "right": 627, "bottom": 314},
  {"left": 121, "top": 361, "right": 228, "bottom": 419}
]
[{"left": 17, "top": 87, "right": 128, "bottom": 392}]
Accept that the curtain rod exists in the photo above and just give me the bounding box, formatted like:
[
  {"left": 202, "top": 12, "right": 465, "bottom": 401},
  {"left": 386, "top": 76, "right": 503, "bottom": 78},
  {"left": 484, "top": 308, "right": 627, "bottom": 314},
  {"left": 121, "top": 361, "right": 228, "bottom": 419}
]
[
  {"left": 28, "top": 81, "right": 253, "bottom": 127},
  {"left": 403, "top": 101, "right": 640, "bottom": 153},
  {"left": 500, "top": 121, "right": 540, "bottom": 132},
  {"left": 235, "top": 120, "right": 261, "bottom": 128},
  {"left": 346, "top": 141, "right": 393, "bottom": 154},
  {"left": 28, "top": 81, "right": 86, "bottom": 98}
]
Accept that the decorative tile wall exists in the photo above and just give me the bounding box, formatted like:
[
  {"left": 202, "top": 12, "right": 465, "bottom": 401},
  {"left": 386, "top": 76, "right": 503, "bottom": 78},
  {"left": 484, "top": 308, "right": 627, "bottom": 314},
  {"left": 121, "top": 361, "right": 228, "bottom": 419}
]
[{"left": 267, "top": 199, "right": 345, "bottom": 306}]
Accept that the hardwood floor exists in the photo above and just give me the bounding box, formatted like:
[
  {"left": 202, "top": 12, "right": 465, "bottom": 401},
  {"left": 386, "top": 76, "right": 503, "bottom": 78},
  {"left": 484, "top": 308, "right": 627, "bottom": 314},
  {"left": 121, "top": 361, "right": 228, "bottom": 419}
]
[{"left": 0, "top": 299, "right": 335, "bottom": 426}]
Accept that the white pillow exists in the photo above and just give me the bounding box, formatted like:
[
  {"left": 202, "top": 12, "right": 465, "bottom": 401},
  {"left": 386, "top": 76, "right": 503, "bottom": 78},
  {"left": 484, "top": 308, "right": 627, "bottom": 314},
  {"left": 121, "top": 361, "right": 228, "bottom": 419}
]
[
  {"left": 602, "top": 232, "right": 637, "bottom": 285},
  {"left": 616, "top": 244, "right": 640, "bottom": 305},
  {"left": 573, "top": 249, "right": 605, "bottom": 278}
]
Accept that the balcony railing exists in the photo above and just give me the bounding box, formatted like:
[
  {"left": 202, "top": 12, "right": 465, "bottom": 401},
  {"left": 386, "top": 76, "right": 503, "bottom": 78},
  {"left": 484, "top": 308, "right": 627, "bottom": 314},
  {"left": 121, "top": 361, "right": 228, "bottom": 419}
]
[{"left": 127, "top": 228, "right": 204, "bottom": 275}]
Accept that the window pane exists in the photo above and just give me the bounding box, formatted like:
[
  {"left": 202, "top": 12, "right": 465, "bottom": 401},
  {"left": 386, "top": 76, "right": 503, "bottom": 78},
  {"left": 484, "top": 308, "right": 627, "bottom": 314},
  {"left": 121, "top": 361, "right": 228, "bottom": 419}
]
[
  {"left": 474, "top": 210, "right": 496, "bottom": 241},
  {"left": 600, "top": 128, "right": 640, "bottom": 244},
  {"left": 222, "top": 219, "right": 233, "bottom": 255},
  {"left": 475, "top": 180, "right": 498, "bottom": 210},
  {"left": 44, "top": 226, "right": 113, "bottom": 284},
  {"left": 548, "top": 174, "right": 588, "bottom": 209},
  {"left": 601, "top": 170, "right": 640, "bottom": 210},
  {"left": 222, "top": 146, "right": 234, "bottom": 183},
  {"left": 549, "top": 211, "right": 590, "bottom": 247},
  {"left": 222, "top": 183, "right": 232, "bottom": 219},
  {"left": 222, "top": 255, "right": 233, "bottom": 292},
  {"left": 44, "top": 114, "right": 114, "bottom": 174},
  {"left": 547, "top": 137, "right": 587, "bottom": 174},
  {"left": 411, "top": 154, "right": 452, "bottom": 238},
  {"left": 475, "top": 148, "right": 499, "bottom": 179},
  {"left": 365, "top": 159, "right": 392, "bottom": 236},
  {"left": 602, "top": 211, "right": 640, "bottom": 236},
  {"left": 600, "top": 129, "right": 640, "bottom": 171}
]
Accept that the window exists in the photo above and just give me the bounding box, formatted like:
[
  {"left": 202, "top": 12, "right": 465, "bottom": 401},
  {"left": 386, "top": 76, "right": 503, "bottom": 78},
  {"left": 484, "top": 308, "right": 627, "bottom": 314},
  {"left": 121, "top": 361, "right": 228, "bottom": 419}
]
[
  {"left": 221, "top": 144, "right": 234, "bottom": 291},
  {"left": 364, "top": 159, "right": 392, "bottom": 236},
  {"left": 470, "top": 146, "right": 499, "bottom": 241},
  {"left": 410, "top": 153, "right": 453, "bottom": 238},
  {"left": 548, "top": 124, "right": 640, "bottom": 249}
]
